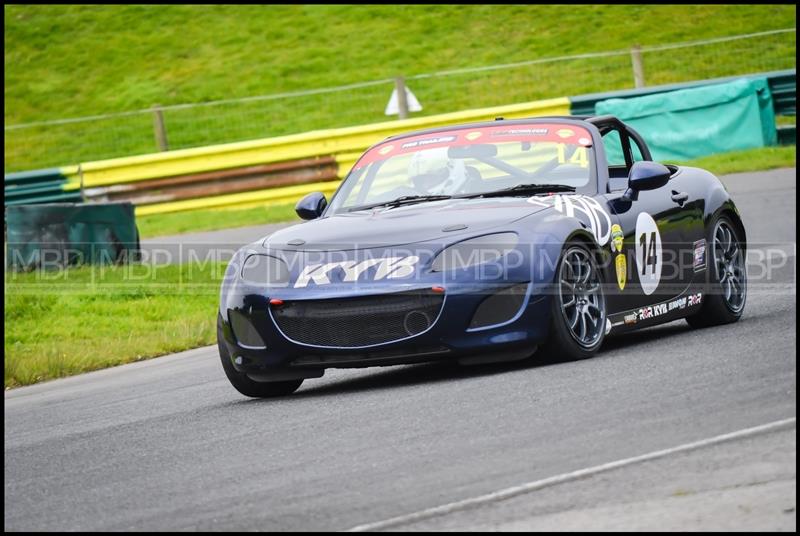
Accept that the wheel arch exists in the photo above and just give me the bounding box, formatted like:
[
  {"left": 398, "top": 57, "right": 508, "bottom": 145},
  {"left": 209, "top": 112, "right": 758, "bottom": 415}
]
[
  {"left": 562, "top": 228, "right": 615, "bottom": 287},
  {"left": 695, "top": 168, "right": 747, "bottom": 252},
  {"left": 716, "top": 206, "right": 747, "bottom": 252}
]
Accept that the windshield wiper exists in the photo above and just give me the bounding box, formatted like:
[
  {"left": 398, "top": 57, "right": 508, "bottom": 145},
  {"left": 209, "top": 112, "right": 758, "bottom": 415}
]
[
  {"left": 346, "top": 194, "right": 453, "bottom": 212},
  {"left": 467, "top": 183, "right": 576, "bottom": 198}
]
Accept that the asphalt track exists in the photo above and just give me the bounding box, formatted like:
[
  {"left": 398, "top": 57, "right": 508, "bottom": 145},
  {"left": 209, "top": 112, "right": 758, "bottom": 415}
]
[{"left": 4, "top": 169, "right": 796, "bottom": 531}]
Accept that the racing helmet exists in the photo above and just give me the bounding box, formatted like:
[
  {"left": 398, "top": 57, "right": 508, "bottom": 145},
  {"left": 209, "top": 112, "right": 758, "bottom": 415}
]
[{"left": 407, "top": 147, "right": 467, "bottom": 195}]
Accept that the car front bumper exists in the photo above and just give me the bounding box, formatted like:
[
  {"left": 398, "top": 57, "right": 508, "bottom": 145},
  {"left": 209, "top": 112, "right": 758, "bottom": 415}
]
[{"left": 217, "top": 283, "right": 553, "bottom": 376}]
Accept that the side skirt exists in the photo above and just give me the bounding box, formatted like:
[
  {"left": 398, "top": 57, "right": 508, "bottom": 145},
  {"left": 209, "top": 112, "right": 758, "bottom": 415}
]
[{"left": 606, "top": 289, "right": 705, "bottom": 335}]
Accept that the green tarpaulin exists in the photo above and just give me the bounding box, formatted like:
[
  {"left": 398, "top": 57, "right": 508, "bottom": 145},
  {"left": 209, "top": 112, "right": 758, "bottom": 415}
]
[
  {"left": 596, "top": 78, "right": 778, "bottom": 162},
  {"left": 5, "top": 202, "right": 139, "bottom": 271}
]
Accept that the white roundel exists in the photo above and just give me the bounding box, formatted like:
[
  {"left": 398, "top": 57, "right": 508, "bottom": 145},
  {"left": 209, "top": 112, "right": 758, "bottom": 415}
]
[{"left": 634, "top": 212, "right": 662, "bottom": 295}]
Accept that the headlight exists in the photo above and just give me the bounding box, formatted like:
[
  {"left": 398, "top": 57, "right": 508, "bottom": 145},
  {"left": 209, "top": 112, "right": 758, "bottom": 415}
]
[
  {"left": 431, "top": 233, "right": 519, "bottom": 272},
  {"left": 240, "top": 254, "right": 290, "bottom": 286},
  {"left": 221, "top": 249, "right": 246, "bottom": 293}
]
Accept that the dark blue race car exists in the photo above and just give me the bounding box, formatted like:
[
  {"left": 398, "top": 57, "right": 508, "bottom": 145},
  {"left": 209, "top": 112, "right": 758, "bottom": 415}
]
[{"left": 218, "top": 115, "right": 747, "bottom": 397}]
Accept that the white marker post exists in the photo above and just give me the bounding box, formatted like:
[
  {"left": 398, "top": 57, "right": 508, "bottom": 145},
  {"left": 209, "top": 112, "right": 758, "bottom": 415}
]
[{"left": 386, "top": 77, "right": 422, "bottom": 118}]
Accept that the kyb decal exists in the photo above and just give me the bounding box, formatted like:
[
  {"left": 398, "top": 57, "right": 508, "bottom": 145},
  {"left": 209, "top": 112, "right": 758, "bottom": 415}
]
[
  {"left": 294, "top": 256, "right": 420, "bottom": 288},
  {"left": 527, "top": 195, "right": 612, "bottom": 246}
]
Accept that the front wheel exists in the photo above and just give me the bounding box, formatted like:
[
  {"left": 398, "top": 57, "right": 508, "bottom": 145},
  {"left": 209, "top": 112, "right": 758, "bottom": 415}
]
[
  {"left": 541, "top": 243, "right": 607, "bottom": 361},
  {"left": 218, "top": 337, "right": 302, "bottom": 398},
  {"left": 686, "top": 216, "right": 747, "bottom": 328}
]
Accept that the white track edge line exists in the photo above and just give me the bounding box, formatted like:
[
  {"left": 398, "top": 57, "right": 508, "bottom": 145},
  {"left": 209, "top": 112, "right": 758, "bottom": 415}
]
[{"left": 345, "top": 417, "right": 796, "bottom": 532}]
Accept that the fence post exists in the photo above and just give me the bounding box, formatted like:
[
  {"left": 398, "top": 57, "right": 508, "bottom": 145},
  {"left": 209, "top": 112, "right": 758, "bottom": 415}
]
[
  {"left": 152, "top": 105, "right": 169, "bottom": 151},
  {"left": 631, "top": 45, "right": 646, "bottom": 88},
  {"left": 395, "top": 77, "right": 410, "bottom": 119}
]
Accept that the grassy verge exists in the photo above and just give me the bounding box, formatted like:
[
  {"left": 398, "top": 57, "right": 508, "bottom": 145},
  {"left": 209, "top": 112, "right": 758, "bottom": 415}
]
[
  {"left": 137, "top": 202, "right": 299, "bottom": 238},
  {"left": 4, "top": 262, "right": 224, "bottom": 388},
  {"left": 670, "top": 145, "right": 796, "bottom": 176}
]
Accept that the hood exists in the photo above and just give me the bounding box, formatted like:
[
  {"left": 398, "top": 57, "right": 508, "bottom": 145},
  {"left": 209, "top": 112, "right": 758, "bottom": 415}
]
[{"left": 263, "top": 197, "right": 551, "bottom": 251}]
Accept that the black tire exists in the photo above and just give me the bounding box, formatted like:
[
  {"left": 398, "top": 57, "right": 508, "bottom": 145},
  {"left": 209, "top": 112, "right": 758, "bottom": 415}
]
[
  {"left": 218, "top": 337, "right": 302, "bottom": 398},
  {"left": 686, "top": 215, "right": 747, "bottom": 329},
  {"left": 540, "top": 242, "right": 607, "bottom": 361}
]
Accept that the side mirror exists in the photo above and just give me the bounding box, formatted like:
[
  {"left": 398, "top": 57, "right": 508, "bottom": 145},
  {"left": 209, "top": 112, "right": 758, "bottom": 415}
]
[
  {"left": 623, "top": 161, "right": 671, "bottom": 201},
  {"left": 295, "top": 191, "right": 327, "bottom": 220}
]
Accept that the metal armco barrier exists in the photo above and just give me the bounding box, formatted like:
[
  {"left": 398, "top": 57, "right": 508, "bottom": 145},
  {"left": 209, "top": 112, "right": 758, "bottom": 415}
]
[
  {"left": 4, "top": 168, "right": 83, "bottom": 207},
  {"left": 83, "top": 156, "right": 338, "bottom": 205}
]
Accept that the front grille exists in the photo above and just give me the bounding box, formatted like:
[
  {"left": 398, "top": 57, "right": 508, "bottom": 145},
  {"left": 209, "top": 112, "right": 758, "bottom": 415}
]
[{"left": 271, "top": 290, "right": 445, "bottom": 347}]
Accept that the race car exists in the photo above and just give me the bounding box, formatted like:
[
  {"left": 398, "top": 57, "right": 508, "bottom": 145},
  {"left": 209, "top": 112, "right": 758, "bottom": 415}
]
[{"left": 217, "top": 115, "right": 747, "bottom": 397}]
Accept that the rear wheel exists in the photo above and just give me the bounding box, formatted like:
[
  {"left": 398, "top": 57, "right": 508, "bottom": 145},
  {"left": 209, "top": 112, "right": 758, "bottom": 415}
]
[
  {"left": 541, "top": 243, "right": 607, "bottom": 361},
  {"left": 218, "top": 337, "right": 303, "bottom": 398},
  {"left": 687, "top": 216, "right": 747, "bottom": 328}
]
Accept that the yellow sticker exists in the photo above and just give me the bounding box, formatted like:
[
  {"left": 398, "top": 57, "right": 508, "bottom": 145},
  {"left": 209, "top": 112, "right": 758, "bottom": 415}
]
[
  {"left": 616, "top": 254, "right": 627, "bottom": 291},
  {"left": 557, "top": 128, "right": 574, "bottom": 139},
  {"left": 378, "top": 145, "right": 394, "bottom": 155},
  {"left": 611, "top": 224, "right": 624, "bottom": 253},
  {"left": 465, "top": 131, "right": 483, "bottom": 141}
]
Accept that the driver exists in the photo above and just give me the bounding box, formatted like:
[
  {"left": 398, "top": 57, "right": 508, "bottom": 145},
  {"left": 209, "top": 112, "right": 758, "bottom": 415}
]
[{"left": 407, "top": 147, "right": 468, "bottom": 195}]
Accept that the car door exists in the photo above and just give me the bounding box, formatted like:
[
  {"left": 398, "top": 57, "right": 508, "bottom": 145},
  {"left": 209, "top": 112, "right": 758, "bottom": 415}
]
[{"left": 600, "top": 124, "right": 702, "bottom": 309}]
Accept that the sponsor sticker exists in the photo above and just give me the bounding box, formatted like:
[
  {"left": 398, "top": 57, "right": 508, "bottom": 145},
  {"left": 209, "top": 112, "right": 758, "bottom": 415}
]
[
  {"left": 401, "top": 136, "right": 457, "bottom": 149},
  {"left": 490, "top": 128, "right": 548, "bottom": 137},
  {"left": 634, "top": 292, "right": 703, "bottom": 322},
  {"left": 615, "top": 254, "right": 627, "bottom": 291},
  {"left": 465, "top": 131, "right": 483, "bottom": 141},
  {"left": 688, "top": 292, "right": 703, "bottom": 306},
  {"left": 610, "top": 223, "right": 624, "bottom": 253},
  {"left": 556, "top": 128, "right": 575, "bottom": 138},
  {"left": 693, "top": 239, "right": 706, "bottom": 272},
  {"left": 638, "top": 305, "right": 656, "bottom": 320},
  {"left": 667, "top": 296, "right": 687, "bottom": 312},
  {"left": 624, "top": 313, "right": 638, "bottom": 325}
]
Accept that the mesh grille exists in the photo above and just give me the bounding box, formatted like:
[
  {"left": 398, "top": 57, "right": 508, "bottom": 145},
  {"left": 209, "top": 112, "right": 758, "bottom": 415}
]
[{"left": 272, "top": 290, "right": 444, "bottom": 347}]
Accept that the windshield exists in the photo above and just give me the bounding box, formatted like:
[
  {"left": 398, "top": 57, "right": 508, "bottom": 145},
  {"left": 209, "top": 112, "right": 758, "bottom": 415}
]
[{"left": 327, "top": 123, "right": 595, "bottom": 214}]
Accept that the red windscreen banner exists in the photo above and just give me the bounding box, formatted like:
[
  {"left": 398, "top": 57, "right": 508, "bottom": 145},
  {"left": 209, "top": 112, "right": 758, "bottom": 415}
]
[{"left": 354, "top": 123, "right": 593, "bottom": 169}]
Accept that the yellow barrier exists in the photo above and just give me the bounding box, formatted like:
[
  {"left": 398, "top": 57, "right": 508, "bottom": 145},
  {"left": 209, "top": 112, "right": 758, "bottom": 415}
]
[
  {"left": 134, "top": 180, "right": 341, "bottom": 216},
  {"left": 64, "top": 97, "right": 571, "bottom": 190}
]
